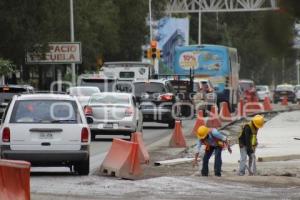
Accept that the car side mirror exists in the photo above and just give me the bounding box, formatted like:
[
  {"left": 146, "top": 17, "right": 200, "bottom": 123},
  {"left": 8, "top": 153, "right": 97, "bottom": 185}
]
[{"left": 86, "top": 117, "right": 93, "bottom": 124}]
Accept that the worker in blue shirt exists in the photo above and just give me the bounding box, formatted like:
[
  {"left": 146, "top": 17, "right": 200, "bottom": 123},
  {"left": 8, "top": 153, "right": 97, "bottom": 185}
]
[{"left": 193, "top": 125, "right": 231, "bottom": 177}]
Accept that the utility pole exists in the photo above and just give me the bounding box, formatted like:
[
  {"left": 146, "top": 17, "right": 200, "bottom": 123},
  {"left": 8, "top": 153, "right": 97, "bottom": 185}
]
[
  {"left": 198, "top": 11, "right": 201, "bottom": 45},
  {"left": 70, "top": 0, "right": 76, "bottom": 86},
  {"left": 149, "top": 0, "right": 153, "bottom": 42}
]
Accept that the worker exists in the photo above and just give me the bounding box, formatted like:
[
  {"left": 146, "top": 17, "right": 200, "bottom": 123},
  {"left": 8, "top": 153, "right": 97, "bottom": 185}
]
[
  {"left": 238, "top": 114, "right": 265, "bottom": 176},
  {"left": 193, "top": 125, "right": 231, "bottom": 177}
]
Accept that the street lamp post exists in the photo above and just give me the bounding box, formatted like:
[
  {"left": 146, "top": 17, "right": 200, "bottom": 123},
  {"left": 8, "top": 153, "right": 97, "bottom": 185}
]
[{"left": 70, "top": 0, "right": 76, "bottom": 85}]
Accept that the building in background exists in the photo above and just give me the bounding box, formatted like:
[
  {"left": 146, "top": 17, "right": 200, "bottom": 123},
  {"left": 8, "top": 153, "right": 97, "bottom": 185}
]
[{"left": 154, "top": 17, "right": 189, "bottom": 74}]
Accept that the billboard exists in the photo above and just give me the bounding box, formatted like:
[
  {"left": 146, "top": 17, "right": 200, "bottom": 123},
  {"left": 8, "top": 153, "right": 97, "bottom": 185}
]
[{"left": 26, "top": 42, "right": 82, "bottom": 64}]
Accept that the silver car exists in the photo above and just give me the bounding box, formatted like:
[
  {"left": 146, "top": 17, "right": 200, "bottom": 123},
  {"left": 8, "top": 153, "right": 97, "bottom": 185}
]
[
  {"left": 84, "top": 92, "right": 143, "bottom": 140},
  {"left": 68, "top": 86, "right": 100, "bottom": 108}
]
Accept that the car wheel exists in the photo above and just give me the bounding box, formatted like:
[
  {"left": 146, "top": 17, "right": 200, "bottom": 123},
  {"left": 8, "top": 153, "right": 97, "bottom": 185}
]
[
  {"left": 75, "top": 158, "right": 90, "bottom": 175},
  {"left": 168, "top": 120, "right": 175, "bottom": 129}
]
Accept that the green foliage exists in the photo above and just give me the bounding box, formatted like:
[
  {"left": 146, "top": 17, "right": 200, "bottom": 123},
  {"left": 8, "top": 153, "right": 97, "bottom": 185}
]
[
  {"left": 0, "top": 58, "right": 15, "bottom": 75},
  {"left": 189, "top": 9, "right": 297, "bottom": 85},
  {"left": 0, "top": 0, "right": 151, "bottom": 72}
]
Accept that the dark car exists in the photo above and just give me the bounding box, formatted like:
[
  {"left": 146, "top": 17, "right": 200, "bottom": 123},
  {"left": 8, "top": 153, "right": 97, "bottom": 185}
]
[
  {"left": 273, "top": 84, "right": 297, "bottom": 104},
  {"left": 133, "top": 80, "right": 177, "bottom": 128},
  {"left": 0, "top": 85, "right": 34, "bottom": 115}
]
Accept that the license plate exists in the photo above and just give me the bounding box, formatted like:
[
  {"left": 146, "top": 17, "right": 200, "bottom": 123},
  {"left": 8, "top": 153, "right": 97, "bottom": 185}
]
[
  {"left": 104, "top": 123, "right": 113, "bottom": 128},
  {"left": 39, "top": 132, "right": 53, "bottom": 139}
]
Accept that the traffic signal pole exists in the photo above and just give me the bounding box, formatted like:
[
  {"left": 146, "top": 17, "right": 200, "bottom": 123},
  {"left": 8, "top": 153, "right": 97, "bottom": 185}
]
[{"left": 149, "top": 0, "right": 153, "bottom": 41}]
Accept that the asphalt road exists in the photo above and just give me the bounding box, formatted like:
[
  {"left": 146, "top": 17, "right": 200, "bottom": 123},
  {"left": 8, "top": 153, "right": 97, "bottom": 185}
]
[{"left": 31, "top": 121, "right": 181, "bottom": 174}]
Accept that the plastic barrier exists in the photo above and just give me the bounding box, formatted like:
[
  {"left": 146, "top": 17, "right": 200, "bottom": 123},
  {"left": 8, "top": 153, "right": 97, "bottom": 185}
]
[
  {"left": 206, "top": 105, "right": 222, "bottom": 128},
  {"left": 100, "top": 138, "right": 141, "bottom": 179},
  {"left": 169, "top": 120, "right": 187, "bottom": 148},
  {"left": 219, "top": 102, "right": 232, "bottom": 122},
  {"left": 245, "top": 102, "right": 264, "bottom": 115},
  {"left": 281, "top": 96, "right": 288, "bottom": 106},
  {"left": 0, "top": 159, "right": 31, "bottom": 200},
  {"left": 131, "top": 132, "right": 150, "bottom": 164},
  {"left": 263, "top": 96, "right": 273, "bottom": 111},
  {"left": 191, "top": 110, "right": 205, "bottom": 136}
]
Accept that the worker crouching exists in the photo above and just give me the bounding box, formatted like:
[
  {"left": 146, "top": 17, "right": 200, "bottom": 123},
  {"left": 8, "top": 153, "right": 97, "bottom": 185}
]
[
  {"left": 193, "top": 126, "right": 231, "bottom": 177},
  {"left": 238, "top": 115, "right": 265, "bottom": 176}
]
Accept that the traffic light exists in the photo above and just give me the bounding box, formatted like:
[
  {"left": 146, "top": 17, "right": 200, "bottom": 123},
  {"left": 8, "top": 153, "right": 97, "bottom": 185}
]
[
  {"left": 157, "top": 50, "right": 162, "bottom": 59},
  {"left": 143, "top": 49, "right": 151, "bottom": 59},
  {"left": 150, "top": 40, "right": 157, "bottom": 59}
]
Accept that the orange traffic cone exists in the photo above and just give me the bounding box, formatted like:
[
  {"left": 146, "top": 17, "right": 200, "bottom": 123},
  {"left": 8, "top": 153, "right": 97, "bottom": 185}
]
[
  {"left": 206, "top": 105, "right": 222, "bottom": 128},
  {"left": 219, "top": 102, "right": 232, "bottom": 122},
  {"left": 169, "top": 120, "right": 187, "bottom": 148},
  {"left": 237, "top": 98, "right": 244, "bottom": 118},
  {"left": 263, "top": 96, "right": 272, "bottom": 111},
  {"left": 191, "top": 110, "right": 205, "bottom": 136},
  {"left": 281, "top": 96, "right": 288, "bottom": 106}
]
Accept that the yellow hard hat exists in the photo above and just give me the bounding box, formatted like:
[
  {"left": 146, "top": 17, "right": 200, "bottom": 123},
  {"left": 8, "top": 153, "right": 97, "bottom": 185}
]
[
  {"left": 196, "top": 126, "right": 210, "bottom": 139},
  {"left": 252, "top": 115, "right": 265, "bottom": 128}
]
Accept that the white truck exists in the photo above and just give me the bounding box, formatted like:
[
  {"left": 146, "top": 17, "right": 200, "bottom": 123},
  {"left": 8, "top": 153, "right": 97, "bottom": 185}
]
[{"left": 102, "top": 62, "right": 153, "bottom": 81}]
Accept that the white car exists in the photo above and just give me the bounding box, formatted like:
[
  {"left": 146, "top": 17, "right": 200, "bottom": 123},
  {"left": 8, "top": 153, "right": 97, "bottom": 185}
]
[
  {"left": 85, "top": 92, "right": 143, "bottom": 140},
  {"left": 256, "top": 85, "right": 272, "bottom": 101},
  {"left": 0, "top": 93, "right": 90, "bottom": 175},
  {"left": 68, "top": 86, "right": 100, "bottom": 107},
  {"left": 294, "top": 85, "right": 300, "bottom": 101}
]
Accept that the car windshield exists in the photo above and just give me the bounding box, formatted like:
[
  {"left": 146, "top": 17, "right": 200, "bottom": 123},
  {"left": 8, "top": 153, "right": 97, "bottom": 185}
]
[
  {"left": 10, "top": 100, "right": 80, "bottom": 123},
  {"left": 69, "top": 87, "right": 100, "bottom": 96},
  {"left": 133, "top": 82, "right": 166, "bottom": 97},
  {"left": 89, "top": 94, "right": 130, "bottom": 105},
  {"left": 276, "top": 85, "right": 294, "bottom": 91}
]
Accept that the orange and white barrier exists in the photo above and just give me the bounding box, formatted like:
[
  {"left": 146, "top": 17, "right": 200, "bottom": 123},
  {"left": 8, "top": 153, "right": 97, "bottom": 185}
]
[
  {"left": 0, "top": 159, "right": 31, "bottom": 200},
  {"left": 100, "top": 138, "right": 141, "bottom": 179},
  {"left": 131, "top": 132, "right": 150, "bottom": 164}
]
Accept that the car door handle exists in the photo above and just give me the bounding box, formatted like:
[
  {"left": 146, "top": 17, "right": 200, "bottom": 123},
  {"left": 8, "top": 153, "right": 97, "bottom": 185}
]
[{"left": 30, "top": 128, "right": 63, "bottom": 132}]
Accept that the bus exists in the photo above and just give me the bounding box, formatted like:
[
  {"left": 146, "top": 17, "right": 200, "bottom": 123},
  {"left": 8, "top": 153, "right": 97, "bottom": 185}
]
[{"left": 173, "top": 44, "right": 240, "bottom": 111}]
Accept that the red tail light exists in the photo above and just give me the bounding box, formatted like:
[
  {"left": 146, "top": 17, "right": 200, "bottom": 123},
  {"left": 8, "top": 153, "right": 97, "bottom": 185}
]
[
  {"left": 81, "top": 127, "right": 89, "bottom": 143},
  {"left": 84, "top": 106, "right": 93, "bottom": 116},
  {"left": 125, "top": 107, "right": 134, "bottom": 116},
  {"left": 159, "top": 94, "right": 173, "bottom": 101},
  {"left": 2, "top": 127, "right": 10, "bottom": 142}
]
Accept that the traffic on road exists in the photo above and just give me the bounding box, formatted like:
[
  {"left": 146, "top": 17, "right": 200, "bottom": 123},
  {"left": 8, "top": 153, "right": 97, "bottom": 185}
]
[{"left": 1, "top": 1, "right": 300, "bottom": 200}]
